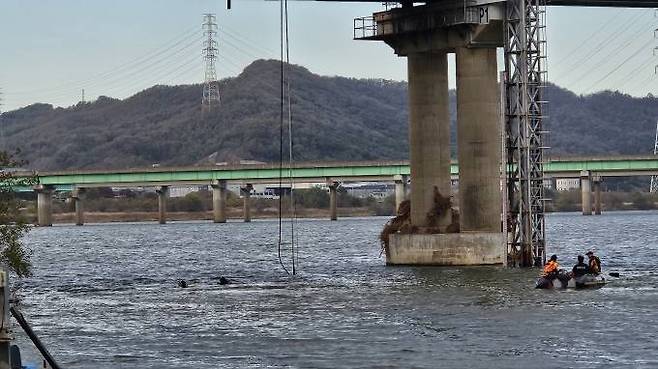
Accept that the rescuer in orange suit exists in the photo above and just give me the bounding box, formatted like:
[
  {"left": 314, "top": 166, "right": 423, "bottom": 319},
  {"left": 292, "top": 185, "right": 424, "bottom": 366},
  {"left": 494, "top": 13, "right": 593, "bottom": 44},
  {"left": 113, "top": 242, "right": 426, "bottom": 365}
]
[{"left": 543, "top": 254, "right": 559, "bottom": 278}]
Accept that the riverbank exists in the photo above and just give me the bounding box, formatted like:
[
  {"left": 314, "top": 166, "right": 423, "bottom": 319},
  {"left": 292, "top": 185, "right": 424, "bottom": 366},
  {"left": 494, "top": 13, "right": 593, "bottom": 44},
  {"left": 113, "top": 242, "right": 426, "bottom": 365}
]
[{"left": 47, "top": 207, "right": 376, "bottom": 224}]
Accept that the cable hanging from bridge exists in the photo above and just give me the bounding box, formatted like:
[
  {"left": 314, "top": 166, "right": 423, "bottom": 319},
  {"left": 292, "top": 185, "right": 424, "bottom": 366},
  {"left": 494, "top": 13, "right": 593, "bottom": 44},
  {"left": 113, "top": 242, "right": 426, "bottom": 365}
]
[{"left": 277, "top": 0, "right": 298, "bottom": 275}]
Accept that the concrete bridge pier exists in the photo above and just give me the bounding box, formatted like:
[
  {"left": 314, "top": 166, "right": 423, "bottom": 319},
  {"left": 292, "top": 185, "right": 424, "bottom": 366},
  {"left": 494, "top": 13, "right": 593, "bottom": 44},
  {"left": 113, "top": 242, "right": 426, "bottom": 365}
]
[
  {"left": 157, "top": 186, "right": 169, "bottom": 224},
  {"left": 593, "top": 175, "right": 602, "bottom": 215},
  {"left": 393, "top": 174, "right": 408, "bottom": 212},
  {"left": 581, "top": 171, "right": 592, "bottom": 216},
  {"left": 35, "top": 185, "right": 54, "bottom": 227},
  {"left": 327, "top": 180, "right": 339, "bottom": 221},
  {"left": 71, "top": 188, "right": 85, "bottom": 226},
  {"left": 456, "top": 47, "right": 501, "bottom": 232},
  {"left": 358, "top": 2, "right": 507, "bottom": 266},
  {"left": 241, "top": 184, "right": 253, "bottom": 222},
  {"left": 407, "top": 51, "right": 453, "bottom": 229},
  {"left": 212, "top": 180, "right": 227, "bottom": 223}
]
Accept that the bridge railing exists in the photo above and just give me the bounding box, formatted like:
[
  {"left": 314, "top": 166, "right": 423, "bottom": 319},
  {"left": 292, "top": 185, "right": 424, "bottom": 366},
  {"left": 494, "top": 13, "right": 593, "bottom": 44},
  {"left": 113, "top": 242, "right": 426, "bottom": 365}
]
[{"left": 353, "top": 16, "right": 377, "bottom": 39}]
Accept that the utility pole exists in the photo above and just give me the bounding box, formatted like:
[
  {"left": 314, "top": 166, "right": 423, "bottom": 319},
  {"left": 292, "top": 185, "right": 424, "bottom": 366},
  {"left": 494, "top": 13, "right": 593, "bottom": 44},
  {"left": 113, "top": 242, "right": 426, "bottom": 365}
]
[
  {"left": 649, "top": 122, "right": 658, "bottom": 193},
  {"left": 202, "top": 13, "right": 221, "bottom": 113},
  {"left": 81, "top": 89, "right": 85, "bottom": 103}
]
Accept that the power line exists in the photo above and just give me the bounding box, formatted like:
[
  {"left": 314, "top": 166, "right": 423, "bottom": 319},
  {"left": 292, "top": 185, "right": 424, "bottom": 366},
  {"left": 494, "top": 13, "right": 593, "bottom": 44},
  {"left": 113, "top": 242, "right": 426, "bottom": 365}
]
[
  {"left": 8, "top": 25, "right": 200, "bottom": 96},
  {"left": 13, "top": 35, "right": 204, "bottom": 106},
  {"left": 584, "top": 37, "right": 655, "bottom": 93},
  {"left": 556, "top": 11, "right": 651, "bottom": 82},
  {"left": 551, "top": 8, "right": 626, "bottom": 67}
]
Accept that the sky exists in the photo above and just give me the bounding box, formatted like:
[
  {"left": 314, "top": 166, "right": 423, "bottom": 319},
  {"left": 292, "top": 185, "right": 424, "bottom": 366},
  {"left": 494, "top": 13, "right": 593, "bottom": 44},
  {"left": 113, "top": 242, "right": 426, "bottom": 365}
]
[{"left": 1, "top": 1, "right": 658, "bottom": 111}]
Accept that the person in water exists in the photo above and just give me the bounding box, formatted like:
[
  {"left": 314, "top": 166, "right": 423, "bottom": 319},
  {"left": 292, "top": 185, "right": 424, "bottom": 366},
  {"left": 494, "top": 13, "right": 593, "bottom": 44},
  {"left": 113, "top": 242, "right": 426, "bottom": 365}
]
[
  {"left": 543, "top": 254, "right": 559, "bottom": 278},
  {"left": 586, "top": 251, "right": 601, "bottom": 275},
  {"left": 572, "top": 255, "right": 589, "bottom": 278}
]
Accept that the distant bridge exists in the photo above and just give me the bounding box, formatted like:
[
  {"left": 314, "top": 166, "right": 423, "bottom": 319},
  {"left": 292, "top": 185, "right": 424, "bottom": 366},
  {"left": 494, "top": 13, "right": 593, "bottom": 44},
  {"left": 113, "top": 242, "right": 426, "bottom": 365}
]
[
  {"left": 20, "top": 155, "right": 658, "bottom": 226},
  {"left": 19, "top": 155, "right": 658, "bottom": 191}
]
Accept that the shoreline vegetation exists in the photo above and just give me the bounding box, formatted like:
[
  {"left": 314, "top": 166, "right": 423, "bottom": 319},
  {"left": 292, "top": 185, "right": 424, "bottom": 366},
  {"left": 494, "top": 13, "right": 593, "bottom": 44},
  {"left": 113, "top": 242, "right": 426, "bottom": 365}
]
[{"left": 17, "top": 187, "right": 658, "bottom": 225}]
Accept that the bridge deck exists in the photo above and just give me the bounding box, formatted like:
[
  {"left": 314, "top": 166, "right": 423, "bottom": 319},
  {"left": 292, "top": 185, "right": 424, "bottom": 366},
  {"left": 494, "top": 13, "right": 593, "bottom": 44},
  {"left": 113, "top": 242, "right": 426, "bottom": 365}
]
[
  {"left": 12, "top": 156, "right": 658, "bottom": 191},
  {"left": 318, "top": 0, "right": 658, "bottom": 7}
]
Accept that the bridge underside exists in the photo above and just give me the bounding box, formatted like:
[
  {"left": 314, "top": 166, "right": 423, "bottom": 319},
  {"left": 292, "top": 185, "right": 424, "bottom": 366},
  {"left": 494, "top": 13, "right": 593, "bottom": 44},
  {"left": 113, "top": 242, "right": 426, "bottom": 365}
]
[{"left": 317, "top": 0, "right": 658, "bottom": 7}]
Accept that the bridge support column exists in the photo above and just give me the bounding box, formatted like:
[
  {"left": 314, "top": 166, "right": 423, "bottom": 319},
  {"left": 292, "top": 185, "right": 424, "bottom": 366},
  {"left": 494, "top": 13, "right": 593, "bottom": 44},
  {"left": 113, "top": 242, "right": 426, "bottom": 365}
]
[
  {"left": 581, "top": 171, "right": 592, "bottom": 216},
  {"left": 71, "top": 188, "right": 85, "bottom": 226},
  {"left": 357, "top": 2, "right": 506, "bottom": 266},
  {"left": 456, "top": 47, "right": 501, "bottom": 232},
  {"left": 593, "top": 175, "right": 602, "bottom": 215},
  {"left": 328, "top": 180, "right": 339, "bottom": 221},
  {"left": 241, "top": 184, "right": 253, "bottom": 223},
  {"left": 35, "top": 186, "right": 54, "bottom": 227},
  {"left": 157, "top": 186, "right": 169, "bottom": 224},
  {"left": 212, "top": 180, "right": 227, "bottom": 223},
  {"left": 394, "top": 175, "right": 408, "bottom": 212},
  {"left": 407, "top": 51, "right": 452, "bottom": 228}
]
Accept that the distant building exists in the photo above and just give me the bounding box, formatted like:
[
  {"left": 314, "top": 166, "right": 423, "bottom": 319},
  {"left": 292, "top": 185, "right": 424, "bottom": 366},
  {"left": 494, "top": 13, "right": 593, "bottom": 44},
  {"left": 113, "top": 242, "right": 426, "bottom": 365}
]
[
  {"left": 342, "top": 182, "right": 394, "bottom": 200},
  {"left": 169, "top": 185, "right": 209, "bottom": 198},
  {"left": 555, "top": 178, "right": 580, "bottom": 191}
]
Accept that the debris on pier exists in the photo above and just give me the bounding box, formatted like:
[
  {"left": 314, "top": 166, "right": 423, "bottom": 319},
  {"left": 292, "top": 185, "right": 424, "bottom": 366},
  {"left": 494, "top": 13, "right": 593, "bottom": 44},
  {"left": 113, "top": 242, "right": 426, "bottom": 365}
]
[{"left": 379, "top": 187, "right": 460, "bottom": 254}]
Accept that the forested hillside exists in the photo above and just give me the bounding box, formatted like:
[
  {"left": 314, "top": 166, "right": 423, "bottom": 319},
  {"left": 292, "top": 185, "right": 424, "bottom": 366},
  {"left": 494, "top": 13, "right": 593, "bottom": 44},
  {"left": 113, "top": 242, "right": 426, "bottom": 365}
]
[{"left": 2, "top": 59, "right": 657, "bottom": 170}]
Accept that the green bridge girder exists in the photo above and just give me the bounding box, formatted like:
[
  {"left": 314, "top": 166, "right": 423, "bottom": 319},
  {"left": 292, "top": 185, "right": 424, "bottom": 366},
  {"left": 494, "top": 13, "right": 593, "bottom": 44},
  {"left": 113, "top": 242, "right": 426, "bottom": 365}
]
[{"left": 13, "top": 156, "right": 658, "bottom": 192}]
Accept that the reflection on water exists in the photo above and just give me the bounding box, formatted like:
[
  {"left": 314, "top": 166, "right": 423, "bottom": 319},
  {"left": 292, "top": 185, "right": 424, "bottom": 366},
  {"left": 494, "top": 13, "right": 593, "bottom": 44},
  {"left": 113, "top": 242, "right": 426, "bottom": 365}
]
[{"left": 12, "top": 212, "right": 658, "bottom": 368}]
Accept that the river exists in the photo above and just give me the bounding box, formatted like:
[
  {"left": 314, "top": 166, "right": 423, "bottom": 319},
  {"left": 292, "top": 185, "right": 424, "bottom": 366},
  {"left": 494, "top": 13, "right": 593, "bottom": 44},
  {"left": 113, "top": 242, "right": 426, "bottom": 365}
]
[{"left": 12, "top": 211, "right": 658, "bottom": 368}]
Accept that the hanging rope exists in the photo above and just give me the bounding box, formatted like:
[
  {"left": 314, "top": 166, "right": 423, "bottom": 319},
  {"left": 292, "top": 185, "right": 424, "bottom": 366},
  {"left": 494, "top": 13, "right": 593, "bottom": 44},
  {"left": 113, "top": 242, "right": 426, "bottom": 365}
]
[
  {"left": 277, "top": 0, "right": 297, "bottom": 275},
  {"left": 284, "top": 0, "right": 299, "bottom": 275}
]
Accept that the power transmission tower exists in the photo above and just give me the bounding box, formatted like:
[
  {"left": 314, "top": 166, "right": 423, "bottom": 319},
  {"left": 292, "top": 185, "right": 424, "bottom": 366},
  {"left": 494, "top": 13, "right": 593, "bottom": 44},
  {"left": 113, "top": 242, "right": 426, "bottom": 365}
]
[
  {"left": 202, "top": 13, "right": 221, "bottom": 112},
  {"left": 649, "top": 122, "right": 658, "bottom": 193}
]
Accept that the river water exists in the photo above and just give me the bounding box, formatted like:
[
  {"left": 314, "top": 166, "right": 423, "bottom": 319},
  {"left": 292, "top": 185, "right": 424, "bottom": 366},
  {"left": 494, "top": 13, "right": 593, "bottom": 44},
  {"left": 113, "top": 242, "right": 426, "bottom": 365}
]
[{"left": 12, "top": 211, "right": 658, "bottom": 368}]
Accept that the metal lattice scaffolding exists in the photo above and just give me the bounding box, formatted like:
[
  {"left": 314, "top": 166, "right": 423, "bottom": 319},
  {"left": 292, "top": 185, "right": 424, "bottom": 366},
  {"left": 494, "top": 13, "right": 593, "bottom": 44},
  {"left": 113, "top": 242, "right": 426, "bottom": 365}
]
[{"left": 504, "top": 0, "right": 547, "bottom": 267}]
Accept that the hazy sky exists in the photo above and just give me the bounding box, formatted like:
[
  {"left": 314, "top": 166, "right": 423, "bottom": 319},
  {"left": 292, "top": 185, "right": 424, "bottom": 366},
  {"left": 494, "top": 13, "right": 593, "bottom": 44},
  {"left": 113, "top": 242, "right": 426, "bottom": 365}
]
[{"left": 1, "top": 1, "right": 657, "bottom": 111}]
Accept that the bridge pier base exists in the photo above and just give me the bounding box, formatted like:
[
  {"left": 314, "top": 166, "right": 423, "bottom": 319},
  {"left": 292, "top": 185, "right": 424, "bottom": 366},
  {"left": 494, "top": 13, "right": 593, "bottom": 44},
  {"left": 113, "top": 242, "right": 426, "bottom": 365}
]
[
  {"left": 35, "top": 186, "right": 54, "bottom": 227},
  {"left": 328, "top": 180, "right": 338, "bottom": 221},
  {"left": 581, "top": 171, "right": 592, "bottom": 216},
  {"left": 72, "top": 188, "right": 85, "bottom": 226},
  {"left": 386, "top": 233, "right": 504, "bottom": 265},
  {"left": 593, "top": 175, "right": 602, "bottom": 215},
  {"left": 212, "top": 180, "right": 227, "bottom": 223},
  {"left": 456, "top": 47, "right": 501, "bottom": 233},
  {"left": 242, "top": 184, "right": 253, "bottom": 223},
  {"left": 394, "top": 175, "right": 408, "bottom": 212},
  {"left": 157, "top": 186, "right": 169, "bottom": 224}
]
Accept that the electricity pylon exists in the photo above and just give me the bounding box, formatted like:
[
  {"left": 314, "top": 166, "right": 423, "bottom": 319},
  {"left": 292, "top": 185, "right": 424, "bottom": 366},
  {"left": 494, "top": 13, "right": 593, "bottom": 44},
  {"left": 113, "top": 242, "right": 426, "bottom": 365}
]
[{"left": 202, "top": 13, "right": 221, "bottom": 112}]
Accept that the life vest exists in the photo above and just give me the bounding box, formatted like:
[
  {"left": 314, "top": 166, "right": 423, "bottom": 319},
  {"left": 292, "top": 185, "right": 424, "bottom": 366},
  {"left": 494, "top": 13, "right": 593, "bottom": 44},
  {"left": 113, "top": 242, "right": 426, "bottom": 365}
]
[
  {"left": 543, "top": 260, "right": 559, "bottom": 276},
  {"left": 589, "top": 256, "right": 601, "bottom": 274}
]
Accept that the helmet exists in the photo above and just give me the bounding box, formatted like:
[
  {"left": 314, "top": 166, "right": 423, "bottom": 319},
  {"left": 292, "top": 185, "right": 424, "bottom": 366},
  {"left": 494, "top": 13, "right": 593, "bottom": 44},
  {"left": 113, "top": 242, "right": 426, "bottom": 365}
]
[{"left": 550, "top": 254, "right": 558, "bottom": 261}]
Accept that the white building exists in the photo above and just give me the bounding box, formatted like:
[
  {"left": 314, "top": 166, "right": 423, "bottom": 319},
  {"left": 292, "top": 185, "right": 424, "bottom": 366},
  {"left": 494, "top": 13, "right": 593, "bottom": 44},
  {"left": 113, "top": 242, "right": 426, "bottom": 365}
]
[{"left": 555, "top": 178, "right": 580, "bottom": 191}]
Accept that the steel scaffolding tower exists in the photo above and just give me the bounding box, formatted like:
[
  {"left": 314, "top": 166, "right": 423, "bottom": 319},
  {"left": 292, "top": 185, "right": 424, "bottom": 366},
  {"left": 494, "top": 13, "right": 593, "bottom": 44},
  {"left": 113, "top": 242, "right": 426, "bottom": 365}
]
[
  {"left": 504, "top": 0, "right": 548, "bottom": 267},
  {"left": 202, "top": 13, "right": 221, "bottom": 111},
  {"left": 649, "top": 122, "right": 658, "bottom": 193}
]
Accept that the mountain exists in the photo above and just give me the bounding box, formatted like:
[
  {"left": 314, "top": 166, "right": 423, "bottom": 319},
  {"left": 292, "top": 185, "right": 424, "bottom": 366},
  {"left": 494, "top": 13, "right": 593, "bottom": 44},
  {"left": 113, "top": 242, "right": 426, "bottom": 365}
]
[{"left": 2, "top": 59, "right": 657, "bottom": 171}]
